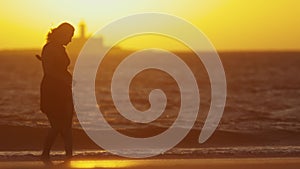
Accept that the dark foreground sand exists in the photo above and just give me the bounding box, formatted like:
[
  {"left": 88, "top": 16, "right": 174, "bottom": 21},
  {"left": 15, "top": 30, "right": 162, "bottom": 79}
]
[
  {"left": 0, "top": 125, "right": 300, "bottom": 169},
  {"left": 0, "top": 158, "right": 299, "bottom": 169},
  {"left": 1, "top": 125, "right": 300, "bottom": 151}
]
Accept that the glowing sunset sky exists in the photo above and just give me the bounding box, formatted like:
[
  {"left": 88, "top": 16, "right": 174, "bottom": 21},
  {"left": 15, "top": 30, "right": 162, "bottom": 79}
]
[{"left": 0, "top": 0, "right": 299, "bottom": 51}]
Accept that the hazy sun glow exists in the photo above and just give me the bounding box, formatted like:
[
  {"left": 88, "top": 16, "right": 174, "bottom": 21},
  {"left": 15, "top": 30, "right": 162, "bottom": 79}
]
[
  {"left": 0, "top": 0, "right": 299, "bottom": 51},
  {"left": 117, "top": 34, "right": 191, "bottom": 51},
  {"left": 70, "top": 160, "right": 136, "bottom": 168}
]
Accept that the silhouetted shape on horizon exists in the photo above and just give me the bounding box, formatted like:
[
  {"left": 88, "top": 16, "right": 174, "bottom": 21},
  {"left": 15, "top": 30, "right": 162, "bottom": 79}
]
[
  {"left": 67, "top": 21, "right": 105, "bottom": 55},
  {"left": 39, "top": 22, "right": 75, "bottom": 160}
]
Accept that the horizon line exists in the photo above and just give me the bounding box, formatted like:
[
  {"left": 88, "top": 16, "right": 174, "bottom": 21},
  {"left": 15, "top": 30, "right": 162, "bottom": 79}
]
[{"left": 1, "top": 48, "right": 300, "bottom": 53}]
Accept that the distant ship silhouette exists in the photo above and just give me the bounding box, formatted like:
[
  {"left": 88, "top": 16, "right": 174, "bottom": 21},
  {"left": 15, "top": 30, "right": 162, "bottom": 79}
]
[{"left": 67, "top": 21, "right": 110, "bottom": 55}]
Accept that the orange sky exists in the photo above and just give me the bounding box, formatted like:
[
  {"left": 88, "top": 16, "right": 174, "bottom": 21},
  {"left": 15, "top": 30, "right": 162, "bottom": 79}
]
[{"left": 0, "top": 0, "right": 299, "bottom": 51}]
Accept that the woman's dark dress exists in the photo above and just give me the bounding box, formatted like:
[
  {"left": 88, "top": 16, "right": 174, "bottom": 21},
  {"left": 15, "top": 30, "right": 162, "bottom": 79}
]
[
  {"left": 41, "top": 42, "right": 73, "bottom": 115},
  {"left": 40, "top": 42, "right": 73, "bottom": 156}
]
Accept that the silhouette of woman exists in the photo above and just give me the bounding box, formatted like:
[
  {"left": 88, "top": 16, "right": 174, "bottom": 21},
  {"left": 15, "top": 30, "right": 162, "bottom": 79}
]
[{"left": 39, "top": 23, "right": 75, "bottom": 159}]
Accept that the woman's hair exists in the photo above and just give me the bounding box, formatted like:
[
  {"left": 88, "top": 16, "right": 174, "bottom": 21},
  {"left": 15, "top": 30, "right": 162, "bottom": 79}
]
[{"left": 47, "top": 22, "right": 75, "bottom": 43}]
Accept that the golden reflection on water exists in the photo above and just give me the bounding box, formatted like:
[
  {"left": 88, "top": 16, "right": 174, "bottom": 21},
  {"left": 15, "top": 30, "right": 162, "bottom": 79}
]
[{"left": 70, "top": 160, "right": 136, "bottom": 168}]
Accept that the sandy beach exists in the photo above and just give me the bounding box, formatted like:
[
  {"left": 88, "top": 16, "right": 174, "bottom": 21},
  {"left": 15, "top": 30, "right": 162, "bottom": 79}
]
[
  {"left": 1, "top": 125, "right": 300, "bottom": 151},
  {"left": 0, "top": 157, "right": 299, "bottom": 169},
  {"left": 0, "top": 125, "right": 300, "bottom": 159}
]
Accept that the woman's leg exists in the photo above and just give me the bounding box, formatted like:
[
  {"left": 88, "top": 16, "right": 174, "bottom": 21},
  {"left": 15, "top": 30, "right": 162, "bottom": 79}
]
[
  {"left": 61, "top": 124, "right": 73, "bottom": 157},
  {"left": 42, "top": 126, "right": 59, "bottom": 157},
  {"left": 60, "top": 109, "right": 73, "bottom": 157},
  {"left": 42, "top": 113, "right": 59, "bottom": 158}
]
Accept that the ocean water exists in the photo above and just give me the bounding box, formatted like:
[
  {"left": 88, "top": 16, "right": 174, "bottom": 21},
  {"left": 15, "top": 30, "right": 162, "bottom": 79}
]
[
  {"left": 1, "top": 51, "right": 299, "bottom": 132},
  {"left": 0, "top": 51, "right": 300, "bottom": 157}
]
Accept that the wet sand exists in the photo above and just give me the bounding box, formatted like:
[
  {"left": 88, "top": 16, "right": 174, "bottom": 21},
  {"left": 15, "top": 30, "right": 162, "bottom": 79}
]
[
  {"left": 0, "top": 125, "right": 300, "bottom": 159},
  {"left": 1, "top": 125, "right": 300, "bottom": 151},
  {"left": 0, "top": 157, "right": 299, "bottom": 169}
]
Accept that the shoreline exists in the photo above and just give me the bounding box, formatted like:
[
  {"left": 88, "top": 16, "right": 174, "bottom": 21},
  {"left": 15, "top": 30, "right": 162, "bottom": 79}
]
[{"left": 0, "top": 125, "right": 300, "bottom": 160}]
